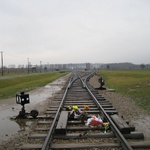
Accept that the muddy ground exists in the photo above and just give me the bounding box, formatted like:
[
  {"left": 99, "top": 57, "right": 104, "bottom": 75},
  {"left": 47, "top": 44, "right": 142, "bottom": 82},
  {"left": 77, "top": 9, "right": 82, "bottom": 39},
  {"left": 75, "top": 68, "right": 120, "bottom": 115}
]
[
  {"left": 0, "top": 74, "right": 70, "bottom": 146},
  {"left": 0, "top": 74, "right": 150, "bottom": 149}
]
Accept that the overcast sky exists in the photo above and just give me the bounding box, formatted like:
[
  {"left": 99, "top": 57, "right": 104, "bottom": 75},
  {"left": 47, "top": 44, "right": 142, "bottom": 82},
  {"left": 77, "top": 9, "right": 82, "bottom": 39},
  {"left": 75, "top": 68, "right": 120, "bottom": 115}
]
[{"left": 0, "top": 0, "right": 150, "bottom": 66}]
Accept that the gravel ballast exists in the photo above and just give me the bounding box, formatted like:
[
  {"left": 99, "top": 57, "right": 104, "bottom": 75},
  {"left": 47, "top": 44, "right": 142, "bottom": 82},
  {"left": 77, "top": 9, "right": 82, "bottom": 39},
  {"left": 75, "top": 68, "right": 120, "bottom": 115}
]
[{"left": 0, "top": 74, "right": 150, "bottom": 150}]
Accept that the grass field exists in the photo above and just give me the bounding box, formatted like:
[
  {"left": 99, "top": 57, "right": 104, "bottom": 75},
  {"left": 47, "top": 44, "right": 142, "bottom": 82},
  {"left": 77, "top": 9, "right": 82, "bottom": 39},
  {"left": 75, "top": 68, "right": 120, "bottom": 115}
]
[
  {"left": 0, "top": 71, "right": 69, "bottom": 99},
  {"left": 97, "top": 70, "right": 150, "bottom": 112}
]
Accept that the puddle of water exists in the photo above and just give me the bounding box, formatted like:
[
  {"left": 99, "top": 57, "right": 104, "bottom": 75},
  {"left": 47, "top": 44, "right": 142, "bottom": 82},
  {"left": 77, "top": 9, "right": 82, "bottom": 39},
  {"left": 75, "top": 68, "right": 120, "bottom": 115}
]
[
  {"left": 0, "top": 108, "right": 19, "bottom": 140},
  {"left": 0, "top": 76, "right": 66, "bottom": 141}
]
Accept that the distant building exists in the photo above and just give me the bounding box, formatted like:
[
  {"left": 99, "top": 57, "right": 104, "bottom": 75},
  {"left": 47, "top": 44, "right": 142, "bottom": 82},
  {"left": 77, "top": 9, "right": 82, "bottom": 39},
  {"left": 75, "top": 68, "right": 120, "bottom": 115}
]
[{"left": 86, "top": 63, "right": 91, "bottom": 70}]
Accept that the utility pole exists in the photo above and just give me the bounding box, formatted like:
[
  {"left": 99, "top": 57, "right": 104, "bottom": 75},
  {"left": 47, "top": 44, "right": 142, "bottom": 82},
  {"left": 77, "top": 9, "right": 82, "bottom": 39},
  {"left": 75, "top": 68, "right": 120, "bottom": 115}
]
[
  {"left": 40, "top": 61, "right": 42, "bottom": 72},
  {"left": 1, "top": 51, "right": 3, "bottom": 76},
  {"left": 27, "top": 58, "right": 29, "bottom": 74}
]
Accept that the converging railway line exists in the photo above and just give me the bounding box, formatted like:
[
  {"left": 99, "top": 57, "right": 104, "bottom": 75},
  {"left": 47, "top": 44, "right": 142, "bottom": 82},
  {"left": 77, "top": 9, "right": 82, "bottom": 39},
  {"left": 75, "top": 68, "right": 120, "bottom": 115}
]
[{"left": 19, "top": 71, "right": 150, "bottom": 150}]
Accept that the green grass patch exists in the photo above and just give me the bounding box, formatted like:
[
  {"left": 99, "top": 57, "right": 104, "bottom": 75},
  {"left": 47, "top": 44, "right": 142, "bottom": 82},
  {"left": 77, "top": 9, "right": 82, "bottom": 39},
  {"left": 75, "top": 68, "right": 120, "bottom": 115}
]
[
  {"left": 97, "top": 70, "right": 150, "bottom": 112},
  {"left": 0, "top": 72, "right": 69, "bottom": 99}
]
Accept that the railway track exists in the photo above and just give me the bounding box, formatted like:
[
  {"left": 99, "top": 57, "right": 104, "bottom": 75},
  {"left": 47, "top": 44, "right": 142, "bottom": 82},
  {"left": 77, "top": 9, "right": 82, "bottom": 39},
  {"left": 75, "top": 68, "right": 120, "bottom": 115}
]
[{"left": 19, "top": 71, "right": 150, "bottom": 150}]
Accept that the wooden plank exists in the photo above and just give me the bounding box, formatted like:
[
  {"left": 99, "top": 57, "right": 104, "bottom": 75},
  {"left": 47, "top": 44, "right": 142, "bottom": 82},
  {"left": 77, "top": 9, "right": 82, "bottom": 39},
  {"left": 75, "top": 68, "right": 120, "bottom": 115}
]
[
  {"left": 50, "top": 141, "right": 150, "bottom": 149},
  {"left": 65, "top": 102, "right": 94, "bottom": 105},
  {"left": 54, "top": 133, "right": 115, "bottom": 139},
  {"left": 67, "top": 126, "right": 104, "bottom": 131},
  {"left": 68, "top": 120, "right": 85, "bottom": 124},
  {"left": 28, "top": 132, "right": 144, "bottom": 140},
  {"left": 130, "top": 141, "right": 150, "bottom": 148},
  {"left": 66, "top": 107, "right": 116, "bottom": 111},
  {"left": 104, "top": 110, "right": 118, "bottom": 114},
  {"left": 19, "top": 141, "right": 150, "bottom": 149},
  {"left": 124, "top": 132, "right": 144, "bottom": 139},
  {"left": 35, "top": 126, "right": 104, "bottom": 131},
  {"left": 75, "top": 110, "right": 118, "bottom": 114},
  {"left": 37, "top": 121, "right": 52, "bottom": 124},
  {"left": 104, "top": 108, "right": 116, "bottom": 111},
  {"left": 28, "top": 134, "right": 47, "bottom": 139},
  {"left": 96, "top": 98, "right": 106, "bottom": 101},
  {"left": 64, "top": 104, "right": 113, "bottom": 108},
  {"left": 50, "top": 143, "right": 120, "bottom": 149},
  {"left": 110, "top": 114, "right": 132, "bottom": 134},
  {"left": 66, "top": 127, "right": 142, "bottom": 138},
  {"left": 20, "top": 144, "right": 42, "bottom": 150},
  {"left": 35, "top": 128, "right": 49, "bottom": 131},
  {"left": 36, "top": 115, "right": 53, "bottom": 119},
  {"left": 54, "top": 132, "right": 144, "bottom": 140},
  {"left": 102, "top": 105, "right": 113, "bottom": 108},
  {"left": 55, "top": 111, "right": 68, "bottom": 134}
]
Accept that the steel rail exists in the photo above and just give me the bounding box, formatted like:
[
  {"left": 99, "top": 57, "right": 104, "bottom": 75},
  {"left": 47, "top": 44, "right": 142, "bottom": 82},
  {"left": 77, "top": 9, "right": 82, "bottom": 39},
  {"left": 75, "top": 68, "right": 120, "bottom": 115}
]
[
  {"left": 77, "top": 71, "right": 96, "bottom": 88},
  {"left": 68, "top": 72, "right": 80, "bottom": 88},
  {"left": 77, "top": 74, "right": 86, "bottom": 88},
  {"left": 41, "top": 73, "right": 79, "bottom": 150},
  {"left": 42, "top": 71, "right": 133, "bottom": 150},
  {"left": 83, "top": 73, "right": 133, "bottom": 150}
]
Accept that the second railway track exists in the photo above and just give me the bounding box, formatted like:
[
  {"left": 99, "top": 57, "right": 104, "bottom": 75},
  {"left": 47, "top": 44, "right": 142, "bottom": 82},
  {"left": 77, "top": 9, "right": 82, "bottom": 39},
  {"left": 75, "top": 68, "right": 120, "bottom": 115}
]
[{"left": 19, "top": 71, "right": 150, "bottom": 150}]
